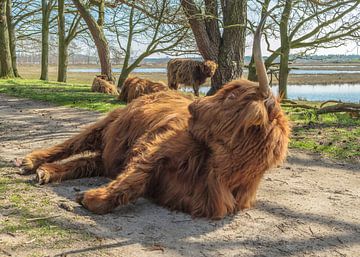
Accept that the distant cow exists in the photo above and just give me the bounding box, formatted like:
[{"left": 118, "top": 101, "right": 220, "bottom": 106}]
[
  {"left": 91, "top": 75, "right": 118, "bottom": 95},
  {"left": 118, "top": 77, "right": 168, "bottom": 103},
  {"left": 167, "top": 59, "right": 218, "bottom": 96}
]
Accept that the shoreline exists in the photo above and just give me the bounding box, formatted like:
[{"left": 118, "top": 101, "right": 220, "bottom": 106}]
[{"left": 16, "top": 65, "right": 360, "bottom": 86}]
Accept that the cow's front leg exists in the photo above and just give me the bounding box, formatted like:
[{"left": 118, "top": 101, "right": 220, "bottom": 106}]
[{"left": 76, "top": 160, "right": 152, "bottom": 214}]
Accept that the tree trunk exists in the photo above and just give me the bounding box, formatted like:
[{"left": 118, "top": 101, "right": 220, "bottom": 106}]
[
  {"left": 97, "top": 0, "right": 104, "bottom": 26},
  {"left": 0, "top": 0, "right": 14, "bottom": 78},
  {"left": 181, "top": 0, "right": 247, "bottom": 95},
  {"left": 207, "top": 0, "right": 247, "bottom": 95},
  {"left": 72, "top": 0, "right": 112, "bottom": 82},
  {"left": 247, "top": 56, "right": 257, "bottom": 82},
  {"left": 6, "top": 0, "right": 19, "bottom": 77},
  {"left": 247, "top": 0, "right": 270, "bottom": 83},
  {"left": 117, "top": 5, "right": 134, "bottom": 88},
  {"left": 57, "top": 43, "right": 68, "bottom": 82},
  {"left": 57, "top": 0, "right": 67, "bottom": 82},
  {"left": 40, "top": 0, "right": 51, "bottom": 81},
  {"left": 278, "top": 0, "right": 292, "bottom": 99},
  {"left": 117, "top": 69, "right": 130, "bottom": 89},
  {"left": 279, "top": 46, "right": 289, "bottom": 98}
]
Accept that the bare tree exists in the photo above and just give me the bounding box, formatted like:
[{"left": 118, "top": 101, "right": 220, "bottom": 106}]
[
  {"left": 248, "top": 0, "right": 360, "bottom": 98},
  {"left": 72, "top": 0, "right": 113, "bottom": 81},
  {"left": 57, "top": 0, "right": 84, "bottom": 82},
  {"left": 40, "top": 0, "right": 55, "bottom": 80},
  {"left": 6, "top": 0, "right": 20, "bottom": 77},
  {"left": 180, "top": 0, "right": 247, "bottom": 95},
  {"left": 107, "top": 0, "right": 191, "bottom": 88},
  {"left": 0, "top": 0, "right": 14, "bottom": 78}
]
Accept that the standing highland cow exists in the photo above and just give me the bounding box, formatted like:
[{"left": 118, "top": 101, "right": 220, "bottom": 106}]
[
  {"left": 20, "top": 18, "right": 290, "bottom": 219},
  {"left": 118, "top": 77, "right": 168, "bottom": 103},
  {"left": 91, "top": 75, "right": 119, "bottom": 95},
  {"left": 167, "top": 59, "right": 218, "bottom": 96}
]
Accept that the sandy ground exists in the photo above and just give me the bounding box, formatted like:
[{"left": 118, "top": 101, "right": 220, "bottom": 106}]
[{"left": 0, "top": 94, "right": 359, "bottom": 257}]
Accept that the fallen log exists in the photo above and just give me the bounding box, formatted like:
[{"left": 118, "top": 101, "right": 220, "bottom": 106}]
[
  {"left": 320, "top": 100, "right": 343, "bottom": 108},
  {"left": 317, "top": 103, "right": 360, "bottom": 115},
  {"left": 281, "top": 104, "right": 317, "bottom": 110}
]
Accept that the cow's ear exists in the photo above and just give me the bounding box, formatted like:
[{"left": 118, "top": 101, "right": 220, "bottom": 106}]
[{"left": 265, "top": 97, "right": 280, "bottom": 122}]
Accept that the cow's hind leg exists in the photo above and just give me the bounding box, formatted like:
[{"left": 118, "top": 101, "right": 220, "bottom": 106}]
[
  {"left": 35, "top": 154, "right": 104, "bottom": 184},
  {"left": 21, "top": 110, "right": 119, "bottom": 174},
  {"left": 76, "top": 129, "right": 175, "bottom": 214}
]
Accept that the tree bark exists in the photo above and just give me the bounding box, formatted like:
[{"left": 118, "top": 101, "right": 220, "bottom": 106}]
[
  {"left": 117, "top": 4, "right": 134, "bottom": 88},
  {"left": 181, "top": 0, "right": 247, "bottom": 95},
  {"left": 278, "top": 0, "right": 292, "bottom": 99},
  {"left": 0, "top": 0, "right": 14, "bottom": 78},
  {"left": 72, "top": 0, "right": 113, "bottom": 81},
  {"left": 40, "top": 0, "right": 51, "bottom": 81},
  {"left": 247, "top": 0, "right": 270, "bottom": 82},
  {"left": 6, "top": 0, "right": 19, "bottom": 77},
  {"left": 97, "top": 0, "right": 104, "bottom": 26},
  {"left": 57, "top": 0, "right": 67, "bottom": 82}
]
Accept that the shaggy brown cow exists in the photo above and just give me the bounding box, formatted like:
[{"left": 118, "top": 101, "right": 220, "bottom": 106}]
[
  {"left": 91, "top": 75, "right": 118, "bottom": 95},
  {"left": 167, "top": 59, "right": 218, "bottom": 96},
  {"left": 118, "top": 77, "right": 168, "bottom": 103},
  {"left": 20, "top": 19, "right": 290, "bottom": 219}
]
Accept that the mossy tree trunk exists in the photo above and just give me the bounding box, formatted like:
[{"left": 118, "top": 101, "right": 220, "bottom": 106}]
[
  {"left": 0, "top": 0, "right": 14, "bottom": 78},
  {"left": 72, "top": 0, "right": 113, "bottom": 82},
  {"left": 57, "top": 0, "right": 81, "bottom": 82},
  {"left": 278, "top": 0, "right": 292, "bottom": 99},
  {"left": 247, "top": 0, "right": 270, "bottom": 83},
  {"left": 181, "top": 0, "right": 247, "bottom": 95},
  {"left": 40, "top": 0, "right": 53, "bottom": 81},
  {"left": 6, "top": 0, "right": 19, "bottom": 77},
  {"left": 57, "top": 0, "right": 67, "bottom": 82}
]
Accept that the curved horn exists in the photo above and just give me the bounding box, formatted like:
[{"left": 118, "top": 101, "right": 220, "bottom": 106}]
[{"left": 253, "top": 16, "right": 270, "bottom": 97}]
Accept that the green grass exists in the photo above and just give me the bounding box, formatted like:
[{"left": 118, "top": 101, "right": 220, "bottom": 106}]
[
  {"left": 0, "top": 165, "right": 90, "bottom": 250},
  {"left": 0, "top": 78, "right": 124, "bottom": 112},
  {"left": 285, "top": 104, "right": 360, "bottom": 161},
  {"left": 0, "top": 78, "right": 358, "bottom": 161}
]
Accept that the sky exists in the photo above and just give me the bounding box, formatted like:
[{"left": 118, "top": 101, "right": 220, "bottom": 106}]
[{"left": 244, "top": 39, "right": 360, "bottom": 57}]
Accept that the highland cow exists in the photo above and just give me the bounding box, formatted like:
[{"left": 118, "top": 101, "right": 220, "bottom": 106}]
[
  {"left": 167, "top": 59, "right": 218, "bottom": 96},
  {"left": 91, "top": 75, "right": 119, "bottom": 95},
  {"left": 20, "top": 19, "right": 290, "bottom": 219},
  {"left": 118, "top": 77, "right": 168, "bottom": 103}
]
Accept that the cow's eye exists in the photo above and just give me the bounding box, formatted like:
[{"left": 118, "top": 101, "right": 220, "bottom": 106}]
[{"left": 227, "top": 92, "right": 236, "bottom": 100}]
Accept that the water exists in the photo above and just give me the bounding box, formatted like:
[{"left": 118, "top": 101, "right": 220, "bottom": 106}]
[
  {"left": 290, "top": 69, "right": 360, "bottom": 75},
  {"left": 182, "top": 84, "right": 360, "bottom": 103},
  {"left": 68, "top": 67, "right": 360, "bottom": 75},
  {"left": 68, "top": 67, "right": 167, "bottom": 73},
  {"left": 67, "top": 67, "right": 360, "bottom": 102}
]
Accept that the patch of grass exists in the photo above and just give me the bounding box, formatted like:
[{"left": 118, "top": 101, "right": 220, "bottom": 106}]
[
  {"left": 0, "top": 176, "right": 24, "bottom": 194},
  {"left": 0, "top": 78, "right": 124, "bottom": 112},
  {"left": 0, "top": 79, "right": 358, "bottom": 161},
  {"left": 285, "top": 103, "right": 360, "bottom": 161},
  {"left": 0, "top": 167, "right": 90, "bottom": 250}
]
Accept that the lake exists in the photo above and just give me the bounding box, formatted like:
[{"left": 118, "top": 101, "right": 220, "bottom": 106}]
[
  {"left": 67, "top": 67, "right": 360, "bottom": 102},
  {"left": 68, "top": 67, "right": 360, "bottom": 75},
  {"left": 181, "top": 84, "right": 360, "bottom": 103},
  {"left": 69, "top": 67, "right": 167, "bottom": 73}
]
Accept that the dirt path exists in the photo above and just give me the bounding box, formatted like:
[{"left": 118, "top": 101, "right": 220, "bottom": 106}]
[{"left": 0, "top": 94, "right": 359, "bottom": 257}]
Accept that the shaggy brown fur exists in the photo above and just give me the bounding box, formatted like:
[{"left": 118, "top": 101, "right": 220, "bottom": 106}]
[
  {"left": 91, "top": 75, "right": 119, "bottom": 95},
  {"left": 21, "top": 80, "right": 289, "bottom": 219},
  {"left": 167, "top": 59, "right": 218, "bottom": 96},
  {"left": 118, "top": 77, "right": 168, "bottom": 103},
  {"left": 21, "top": 20, "right": 289, "bottom": 219}
]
